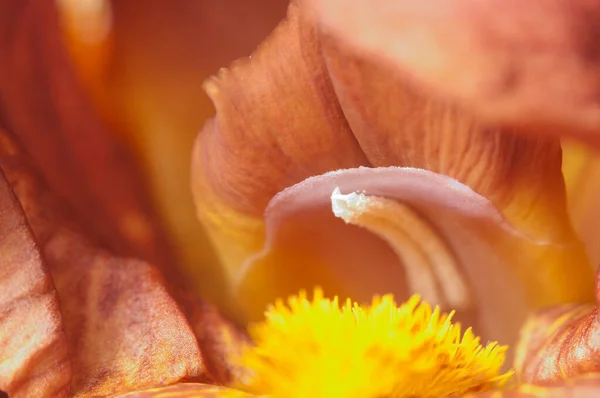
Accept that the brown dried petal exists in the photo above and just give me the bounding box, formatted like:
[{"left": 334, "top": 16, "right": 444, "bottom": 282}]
[
  {"left": 0, "top": 158, "right": 70, "bottom": 397},
  {"left": 0, "top": 128, "right": 204, "bottom": 396}
]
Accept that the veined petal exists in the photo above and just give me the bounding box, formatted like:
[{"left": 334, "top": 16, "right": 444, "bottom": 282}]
[
  {"left": 176, "top": 293, "right": 252, "bottom": 385},
  {"left": 514, "top": 267, "right": 600, "bottom": 385},
  {"left": 309, "top": 0, "right": 600, "bottom": 144},
  {"left": 192, "top": 1, "right": 594, "bottom": 329},
  {"left": 0, "top": 126, "right": 204, "bottom": 396},
  {"left": 234, "top": 167, "right": 592, "bottom": 346},
  {"left": 321, "top": 40, "right": 573, "bottom": 241},
  {"left": 514, "top": 303, "right": 597, "bottom": 385},
  {"left": 191, "top": 1, "right": 369, "bottom": 283},
  {"left": 0, "top": 151, "right": 71, "bottom": 397}
]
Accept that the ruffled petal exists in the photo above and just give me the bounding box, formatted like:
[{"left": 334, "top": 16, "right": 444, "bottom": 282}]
[
  {"left": 234, "top": 167, "right": 592, "bottom": 346},
  {"left": 513, "top": 267, "right": 600, "bottom": 385},
  {"left": 191, "top": 1, "right": 369, "bottom": 283},
  {"left": 0, "top": 146, "right": 71, "bottom": 397},
  {"left": 0, "top": 125, "right": 204, "bottom": 396},
  {"left": 321, "top": 40, "right": 573, "bottom": 241},
  {"left": 192, "top": 1, "right": 593, "bottom": 330}
]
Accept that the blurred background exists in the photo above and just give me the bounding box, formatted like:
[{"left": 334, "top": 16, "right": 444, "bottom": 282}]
[{"left": 58, "top": 0, "right": 287, "bottom": 306}]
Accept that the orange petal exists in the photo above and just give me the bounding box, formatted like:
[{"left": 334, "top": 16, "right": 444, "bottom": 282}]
[
  {"left": 235, "top": 167, "right": 592, "bottom": 346},
  {"left": 0, "top": 0, "right": 176, "bottom": 272},
  {"left": 191, "top": 1, "right": 369, "bottom": 284},
  {"left": 0, "top": 127, "right": 204, "bottom": 395},
  {"left": 513, "top": 266, "right": 600, "bottom": 385},
  {"left": 321, "top": 39, "right": 572, "bottom": 242},
  {"left": 514, "top": 303, "right": 598, "bottom": 385},
  {"left": 112, "top": 383, "right": 255, "bottom": 398},
  {"left": 193, "top": 1, "right": 592, "bottom": 332},
  {"left": 176, "top": 292, "right": 251, "bottom": 385},
  {"left": 2, "top": 1, "right": 252, "bottom": 392},
  {"left": 309, "top": 0, "right": 600, "bottom": 145},
  {"left": 0, "top": 147, "right": 71, "bottom": 397}
]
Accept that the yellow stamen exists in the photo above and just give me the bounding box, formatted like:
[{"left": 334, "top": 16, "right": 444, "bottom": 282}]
[{"left": 235, "top": 289, "right": 513, "bottom": 398}]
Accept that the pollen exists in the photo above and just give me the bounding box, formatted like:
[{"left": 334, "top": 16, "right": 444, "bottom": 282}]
[{"left": 235, "top": 289, "right": 513, "bottom": 398}]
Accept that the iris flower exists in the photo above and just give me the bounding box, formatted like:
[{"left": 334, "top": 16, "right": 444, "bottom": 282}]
[{"left": 3, "top": 0, "right": 600, "bottom": 397}]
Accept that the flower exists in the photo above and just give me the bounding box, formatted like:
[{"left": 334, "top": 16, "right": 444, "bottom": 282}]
[
  {"left": 3, "top": 0, "right": 600, "bottom": 397},
  {"left": 236, "top": 289, "right": 511, "bottom": 398},
  {"left": 113, "top": 286, "right": 600, "bottom": 397},
  {"left": 187, "top": 0, "right": 600, "bottom": 396},
  {"left": 110, "top": 289, "right": 514, "bottom": 398},
  {"left": 190, "top": 0, "right": 593, "bottom": 349}
]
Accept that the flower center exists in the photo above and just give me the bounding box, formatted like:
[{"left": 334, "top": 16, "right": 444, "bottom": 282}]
[{"left": 235, "top": 289, "right": 513, "bottom": 398}]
